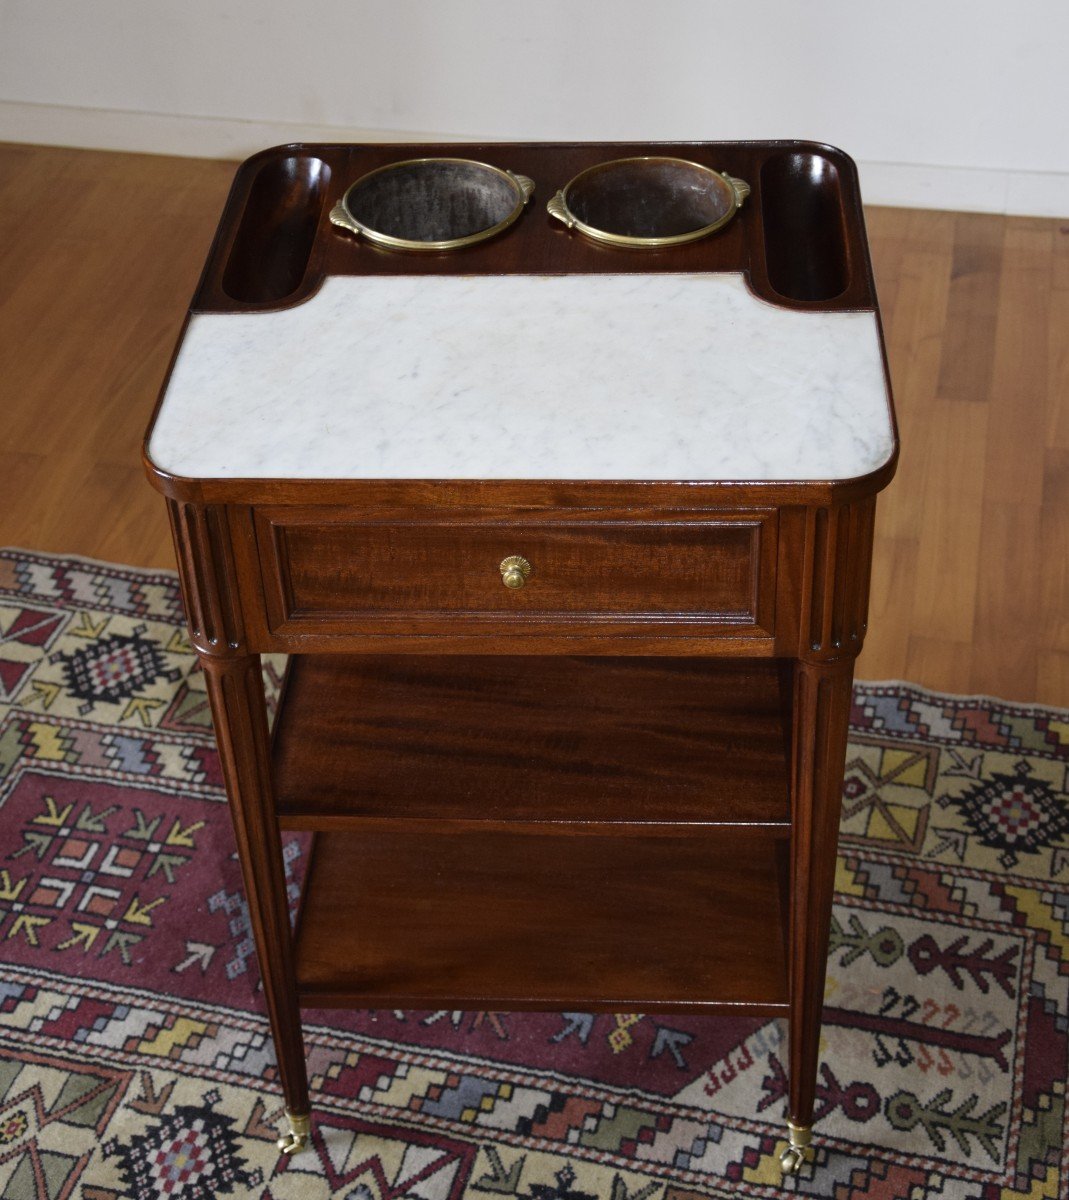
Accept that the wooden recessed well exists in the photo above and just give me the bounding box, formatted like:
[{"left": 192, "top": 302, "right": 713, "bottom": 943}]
[
  {"left": 760, "top": 149, "right": 850, "bottom": 302},
  {"left": 221, "top": 153, "right": 330, "bottom": 305}
]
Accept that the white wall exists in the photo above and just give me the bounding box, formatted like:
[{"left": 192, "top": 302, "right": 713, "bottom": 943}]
[{"left": 2, "top": 0, "right": 1066, "bottom": 214}]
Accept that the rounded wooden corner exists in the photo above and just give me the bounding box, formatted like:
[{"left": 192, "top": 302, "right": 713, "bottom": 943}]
[
  {"left": 141, "top": 441, "right": 206, "bottom": 503},
  {"left": 823, "top": 440, "right": 900, "bottom": 505}
]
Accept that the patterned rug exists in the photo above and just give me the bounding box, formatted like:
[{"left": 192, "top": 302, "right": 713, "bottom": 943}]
[{"left": 1, "top": 547, "right": 1067, "bottom": 1200}]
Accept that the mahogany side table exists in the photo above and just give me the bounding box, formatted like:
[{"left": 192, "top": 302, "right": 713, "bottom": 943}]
[{"left": 143, "top": 139, "right": 897, "bottom": 1177}]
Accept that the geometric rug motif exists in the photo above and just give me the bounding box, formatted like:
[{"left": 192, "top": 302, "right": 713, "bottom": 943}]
[{"left": 1, "top": 548, "right": 1068, "bottom": 1199}]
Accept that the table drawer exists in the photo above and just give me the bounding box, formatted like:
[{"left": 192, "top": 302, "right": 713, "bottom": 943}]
[{"left": 253, "top": 507, "right": 778, "bottom": 639}]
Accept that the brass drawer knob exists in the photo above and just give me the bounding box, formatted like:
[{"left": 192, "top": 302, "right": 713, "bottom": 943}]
[{"left": 500, "top": 555, "right": 532, "bottom": 589}]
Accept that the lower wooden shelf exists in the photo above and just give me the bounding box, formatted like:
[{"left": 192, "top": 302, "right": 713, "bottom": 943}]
[{"left": 293, "top": 826, "right": 790, "bottom": 1014}]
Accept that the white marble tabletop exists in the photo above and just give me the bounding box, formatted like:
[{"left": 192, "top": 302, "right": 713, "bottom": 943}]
[{"left": 148, "top": 273, "right": 894, "bottom": 482}]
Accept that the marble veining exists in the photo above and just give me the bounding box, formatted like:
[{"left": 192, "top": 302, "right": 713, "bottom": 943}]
[{"left": 148, "top": 273, "right": 894, "bottom": 482}]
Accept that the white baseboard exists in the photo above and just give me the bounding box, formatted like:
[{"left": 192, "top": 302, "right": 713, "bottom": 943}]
[
  {"left": 0, "top": 100, "right": 449, "bottom": 161},
  {"left": 1, "top": 100, "right": 1067, "bottom": 218},
  {"left": 858, "top": 159, "right": 1069, "bottom": 218}
]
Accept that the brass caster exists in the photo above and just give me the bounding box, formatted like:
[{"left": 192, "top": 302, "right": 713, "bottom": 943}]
[
  {"left": 779, "top": 1146, "right": 806, "bottom": 1175},
  {"left": 276, "top": 1110, "right": 311, "bottom": 1155},
  {"left": 779, "top": 1120, "right": 812, "bottom": 1176}
]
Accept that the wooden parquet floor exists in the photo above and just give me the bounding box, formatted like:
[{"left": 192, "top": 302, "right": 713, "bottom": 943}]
[{"left": 1, "top": 144, "right": 1066, "bottom": 705}]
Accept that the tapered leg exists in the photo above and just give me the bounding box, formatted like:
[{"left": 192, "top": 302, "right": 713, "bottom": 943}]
[
  {"left": 783, "top": 655, "right": 855, "bottom": 1173},
  {"left": 200, "top": 651, "right": 311, "bottom": 1153}
]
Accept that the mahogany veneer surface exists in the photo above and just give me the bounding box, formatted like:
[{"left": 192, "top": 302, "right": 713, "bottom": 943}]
[
  {"left": 295, "top": 827, "right": 790, "bottom": 1012},
  {"left": 131, "top": 136, "right": 897, "bottom": 1138},
  {"left": 202, "top": 140, "right": 873, "bottom": 313},
  {"left": 258, "top": 509, "right": 771, "bottom": 625},
  {"left": 273, "top": 655, "right": 791, "bottom": 828}
]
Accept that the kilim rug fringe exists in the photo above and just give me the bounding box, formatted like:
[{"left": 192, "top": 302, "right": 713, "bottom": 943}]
[{"left": 1, "top": 548, "right": 1067, "bottom": 1199}]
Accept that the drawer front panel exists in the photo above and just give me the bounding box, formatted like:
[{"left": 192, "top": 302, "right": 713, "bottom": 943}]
[{"left": 254, "top": 508, "right": 777, "bottom": 637}]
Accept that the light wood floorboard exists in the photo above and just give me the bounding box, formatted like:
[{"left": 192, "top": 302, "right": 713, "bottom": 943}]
[
  {"left": 0, "top": 144, "right": 1065, "bottom": 705},
  {"left": 859, "top": 206, "right": 1067, "bottom": 706}
]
